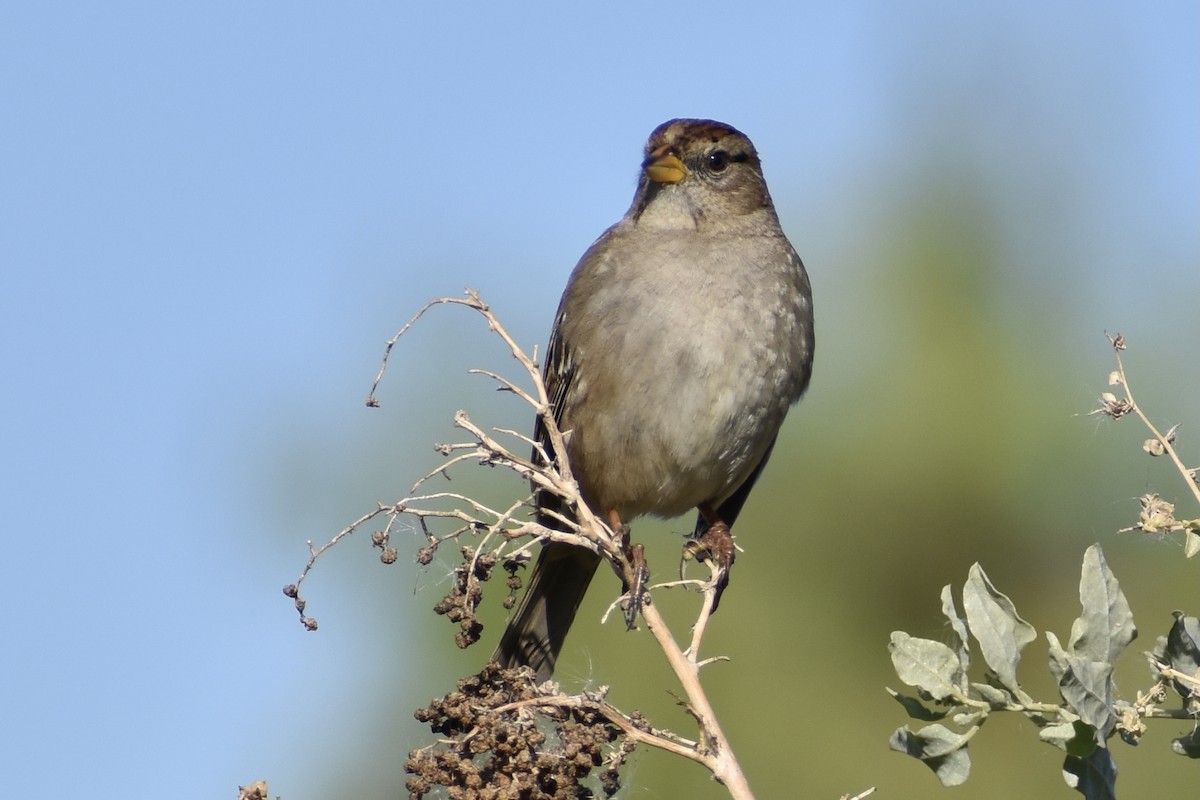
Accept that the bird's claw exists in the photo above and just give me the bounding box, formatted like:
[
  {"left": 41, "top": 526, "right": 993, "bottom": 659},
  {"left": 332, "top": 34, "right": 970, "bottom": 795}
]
[
  {"left": 622, "top": 542, "right": 648, "bottom": 630},
  {"left": 682, "top": 522, "right": 735, "bottom": 611}
]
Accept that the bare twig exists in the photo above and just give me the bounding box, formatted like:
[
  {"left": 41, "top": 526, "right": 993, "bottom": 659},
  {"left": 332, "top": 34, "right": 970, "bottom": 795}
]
[
  {"left": 490, "top": 694, "right": 707, "bottom": 764},
  {"left": 300, "top": 291, "right": 765, "bottom": 797},
  {"left": 838, "top": 789, "right": 877, "bottom": 800},
  {"left": 1101, "top": 332, "right": 1200, "bottom": 507},
  {"left": 639, "top": 594, "right": 755, "bottom": 798},
  {"left": 282, "top": 504, "right": 397, "bottom": 629},
  {"left": 366, "top": 293, "right": 495, "bottom": 407},
  {"left": 1150, "top": 657, "right": 1200, "bottom": 698},
  {"left": 1094, "top": 334, "right": 1200, "bottom": 558}
]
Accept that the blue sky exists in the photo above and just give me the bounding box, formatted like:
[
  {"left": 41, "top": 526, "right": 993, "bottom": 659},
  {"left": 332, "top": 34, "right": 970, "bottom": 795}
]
[{"left": 1, "top": 3, "right": 1196, "bottom": 798}]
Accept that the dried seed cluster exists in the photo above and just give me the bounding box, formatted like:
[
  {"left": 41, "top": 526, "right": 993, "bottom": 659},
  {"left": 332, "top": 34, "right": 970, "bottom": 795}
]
[
  {"left": 431, "top": 548, "right": 526, "bottom": 649},
  {"left": 405, "top": 664, "right": 625, "bottom": 799}
]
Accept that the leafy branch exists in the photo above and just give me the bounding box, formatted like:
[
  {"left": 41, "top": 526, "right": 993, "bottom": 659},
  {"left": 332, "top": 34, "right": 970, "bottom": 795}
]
[{"left": 890, "top": 335, "right": 1200, "bottom": 799}]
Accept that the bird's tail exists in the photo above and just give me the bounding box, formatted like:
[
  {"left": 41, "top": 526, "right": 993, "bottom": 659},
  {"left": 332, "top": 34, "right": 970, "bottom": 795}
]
[{"left": 491, "top": 541, "right": 601, "bottom": 683}]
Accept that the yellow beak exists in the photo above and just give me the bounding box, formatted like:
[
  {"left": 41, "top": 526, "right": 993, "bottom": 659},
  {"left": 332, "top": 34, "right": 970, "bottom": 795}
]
[{"left": 644, "top": 152, "right": 688, "bottom": 184}]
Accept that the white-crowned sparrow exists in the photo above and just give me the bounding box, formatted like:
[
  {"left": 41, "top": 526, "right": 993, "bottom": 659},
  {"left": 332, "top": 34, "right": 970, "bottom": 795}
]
[{"left": 493, "top": 119, "right": 814, "bottom": 681}]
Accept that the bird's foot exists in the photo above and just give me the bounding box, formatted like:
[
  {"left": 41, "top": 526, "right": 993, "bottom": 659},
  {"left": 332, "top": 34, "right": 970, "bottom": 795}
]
[
  {"left": 682, "top": 521, "right": 735, "bottom": 611},
  {"left": 621, "top": 542, "right": 648, "bottom": 630}
]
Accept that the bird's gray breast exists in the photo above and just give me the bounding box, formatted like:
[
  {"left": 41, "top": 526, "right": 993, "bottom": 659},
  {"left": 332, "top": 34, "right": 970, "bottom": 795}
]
[{"left": 556, "top": 228, "right": 811, "bottom": 520}]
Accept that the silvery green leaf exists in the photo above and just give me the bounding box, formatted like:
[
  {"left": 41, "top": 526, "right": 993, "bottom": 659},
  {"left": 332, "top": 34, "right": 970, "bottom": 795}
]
[
  {"left": 951, "top": 711, "right": 983, "bottom": 727},
  {"left": 970, "top": 681, "right": 1011, "bottom": 706},
  {"left": 941, "top": 583, "right": 970, "bottom": 678},
  {"left": 1171, "top": 728, "right": 1200, "bottom": 758},
  {"left": 1062, "top": 748, "right": 1117, "bottom": 800},
  {"left": 886, "top": 687, "right": 949, "bottom": 721},
  {"left": 889, "top": 632, "right": 963, "bottom": 701},
  {"left": 1047, "top": 632, "right": 1117, "bottom": 740},
  {"left": 1068, "top": 545, "right": 1136, "bottom": 664},
  {"left": 1047, "top": 630, "right": 1069, "bottom": 683},
  {"left": 962, "top": 563, "right": 1035, "bottom": 691},
  {"left": 1163, "top": 611, "right": 1200, "bottom": 699},
  {"left": 1185, "top": 526, "right": 1200, "bottom": 559},
  {"left": 1041, "top": 721, "right": 1075, "bottom": 751},
  {"left": 1040, "top": 720, "right": 1098, "bottom": 757},
  {"left": 888, "top": 724, "right": 972, "bottom": 786}
]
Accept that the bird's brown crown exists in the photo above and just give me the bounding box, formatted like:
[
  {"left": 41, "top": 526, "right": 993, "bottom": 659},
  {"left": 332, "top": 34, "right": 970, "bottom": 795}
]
[{"left": 642, "top": 119, "right": 761, "bottom": 173}]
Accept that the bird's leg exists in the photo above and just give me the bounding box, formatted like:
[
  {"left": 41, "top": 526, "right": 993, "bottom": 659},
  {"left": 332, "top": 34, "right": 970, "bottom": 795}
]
[
  {"left": 607, "top": 509, "right": 647, "bottom": 630},
  {"left": 683, "top": 503, "right": 735, "bottom": 611},
  {"left": 608, "top": 509, "right": 630, "bottom": 548}
]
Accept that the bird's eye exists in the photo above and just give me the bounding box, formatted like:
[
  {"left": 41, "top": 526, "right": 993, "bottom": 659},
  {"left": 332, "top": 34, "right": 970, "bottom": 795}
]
[{"left": 706, "top": 150, "right": 730, "bottom": 173}]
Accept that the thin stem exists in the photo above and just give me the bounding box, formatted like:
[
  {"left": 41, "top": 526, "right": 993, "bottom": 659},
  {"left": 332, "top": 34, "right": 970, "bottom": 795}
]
[
  {"left": 491, "top": 695, "right": 708, "bottom": 765},
  {"left": 640, "top": 597, "right": 755, "bottom": 799},
  {"left": 1114, "top": 348, "right": 1200, "bottom": 507}
]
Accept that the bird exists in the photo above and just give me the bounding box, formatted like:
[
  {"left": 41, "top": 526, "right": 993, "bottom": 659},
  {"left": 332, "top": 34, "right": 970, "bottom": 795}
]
[{"left": 492, "top": 118, "right": 814, "bottom": 682}]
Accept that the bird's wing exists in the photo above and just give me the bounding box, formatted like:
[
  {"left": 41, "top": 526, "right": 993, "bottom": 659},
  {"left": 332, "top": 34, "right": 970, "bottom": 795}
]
[{"left": 533, "top": 306, "right": 576, "bottom": 527}]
